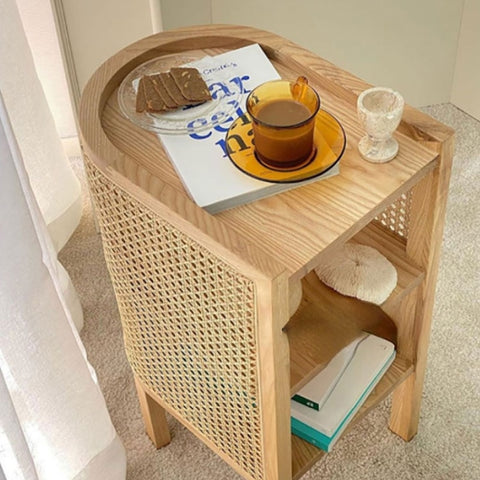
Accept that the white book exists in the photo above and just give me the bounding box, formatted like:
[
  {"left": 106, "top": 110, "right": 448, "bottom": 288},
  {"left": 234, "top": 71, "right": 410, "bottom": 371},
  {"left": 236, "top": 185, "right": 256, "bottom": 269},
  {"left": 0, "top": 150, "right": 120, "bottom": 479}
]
[
  {"left": 292, "top": 334, "right": 367, "bottom": 411},
  {"left": 158, "top": 44, "right": 339, "bottom": 214},
  {"left": 291, "top": 334, "right": 396, "bottom": 451}
]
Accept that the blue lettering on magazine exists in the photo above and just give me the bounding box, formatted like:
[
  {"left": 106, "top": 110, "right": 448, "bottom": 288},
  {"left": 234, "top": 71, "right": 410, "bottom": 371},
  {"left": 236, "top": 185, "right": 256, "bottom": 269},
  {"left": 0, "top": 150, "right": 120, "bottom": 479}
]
[
  {"left": 215, "top": 114, "right": 252, "bottom": 157},
  {"left": 186, "top": 75, "right": 253, "bottom": 158}
]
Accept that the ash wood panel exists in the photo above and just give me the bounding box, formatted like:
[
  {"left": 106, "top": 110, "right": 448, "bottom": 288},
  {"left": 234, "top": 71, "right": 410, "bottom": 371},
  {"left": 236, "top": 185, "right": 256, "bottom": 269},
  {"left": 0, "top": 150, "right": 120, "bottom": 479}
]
[
  {"left": 291, "top": 434, "right": 326, "bottom": 480},
  {"left": 80, "top": 28, "right": 290, "bottom": 283},
  {"left": 287, "top": 220, "right": 424, "bottom": 396},
  {"left": 351, "top": 222, "right": 425, "bottom": 314},
  {"left": 214, "top": 37, "right": 442, "bottom": 281},
  {"left": 101, "top": 91, "right": 185, "bottom": 194},
  {"left": 215, "top": 89, "right": 438, "bottom": 281},
  {"left": 389, "top": 135, "right": 454, "bottom": 440},
  {"left": 291, "top": 356, "right": 414, "bottom": 479},
  {"left": 86, "top": 24, "right": 442, "bottom": 282},
  {"left": 385, "top": 290, "right": 419, "bottom": 369},
  {"left": 101, "top": 165, "right": 286, "bottom": 283},
  {"left": 256, "top": 272, "right": 292, "bottom": 480},
  {"left": 287, "top": 272, "right": 397, "bottom": 395}
]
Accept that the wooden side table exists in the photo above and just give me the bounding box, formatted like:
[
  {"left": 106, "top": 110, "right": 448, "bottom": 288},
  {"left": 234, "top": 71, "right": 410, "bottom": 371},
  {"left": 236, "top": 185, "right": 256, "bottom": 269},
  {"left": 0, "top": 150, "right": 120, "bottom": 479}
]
[{"left": 79, "top": 24, "right": 453, "bottom": 480}]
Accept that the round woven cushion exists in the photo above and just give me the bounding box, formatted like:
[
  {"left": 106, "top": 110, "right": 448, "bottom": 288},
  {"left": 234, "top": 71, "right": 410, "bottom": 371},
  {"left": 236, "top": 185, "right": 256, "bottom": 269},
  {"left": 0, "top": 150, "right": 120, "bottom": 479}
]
[{"left": 314, "top": 243, "right": 397, "bottom": 305}]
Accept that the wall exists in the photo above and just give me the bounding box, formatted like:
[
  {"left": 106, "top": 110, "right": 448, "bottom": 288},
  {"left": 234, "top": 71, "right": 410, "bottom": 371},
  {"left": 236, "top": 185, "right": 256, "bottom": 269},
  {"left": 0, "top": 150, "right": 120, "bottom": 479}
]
[
  {"left": 61, "top": 0, "right": 156, "bottom": 91},
  {"left": 160, "top": 0, "right": 211, "bottom": 29},
  {"left": 451, "top": 0, "right": 480, "bottom": 120},
  {"left": 16, "top": 0, "right": 77, "bottom": 138},
  {"left": 161, "top": 0, "right": 465, "bottom": 107}
]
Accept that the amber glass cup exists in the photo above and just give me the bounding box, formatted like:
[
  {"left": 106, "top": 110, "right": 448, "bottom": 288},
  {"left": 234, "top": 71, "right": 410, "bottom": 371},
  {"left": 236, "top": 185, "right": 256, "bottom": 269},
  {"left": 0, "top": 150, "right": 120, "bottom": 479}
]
[{"left": 246, "top": 78, "right": 320, "bottom": 169}]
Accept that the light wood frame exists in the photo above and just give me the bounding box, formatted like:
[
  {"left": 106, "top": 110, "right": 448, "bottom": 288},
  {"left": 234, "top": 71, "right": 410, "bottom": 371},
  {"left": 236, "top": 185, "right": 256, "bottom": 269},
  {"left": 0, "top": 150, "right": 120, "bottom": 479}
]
[{"left": 79, "top": 24, "right": 453, "bottom": 480}]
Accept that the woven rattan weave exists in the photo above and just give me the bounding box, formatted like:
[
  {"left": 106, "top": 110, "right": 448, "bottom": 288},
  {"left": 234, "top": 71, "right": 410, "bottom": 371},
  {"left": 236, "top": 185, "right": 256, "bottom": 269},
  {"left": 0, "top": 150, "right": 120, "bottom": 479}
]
[
  {"left": 85, "top": 157, "right": 265, "bottom": 479},
  {"left": 376, "top": 191, "right": 413, "bottom": 239}
]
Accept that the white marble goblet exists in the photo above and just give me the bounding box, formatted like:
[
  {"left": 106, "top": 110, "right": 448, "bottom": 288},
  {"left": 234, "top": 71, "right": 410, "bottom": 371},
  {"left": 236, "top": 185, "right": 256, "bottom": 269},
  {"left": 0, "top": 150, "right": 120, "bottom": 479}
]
[{"left": 357, "top": 87, "right": 405, "bottom": 163}]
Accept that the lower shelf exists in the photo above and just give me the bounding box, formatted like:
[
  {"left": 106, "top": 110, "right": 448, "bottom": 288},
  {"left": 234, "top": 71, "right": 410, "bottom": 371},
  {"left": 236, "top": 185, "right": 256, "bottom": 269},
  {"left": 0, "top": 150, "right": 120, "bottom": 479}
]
[
  {"left": 286, "top": 272, "right": 398, "bottom": 395},
  {"left": 291, "top": 356, "right": 414, "bottom": 479}
]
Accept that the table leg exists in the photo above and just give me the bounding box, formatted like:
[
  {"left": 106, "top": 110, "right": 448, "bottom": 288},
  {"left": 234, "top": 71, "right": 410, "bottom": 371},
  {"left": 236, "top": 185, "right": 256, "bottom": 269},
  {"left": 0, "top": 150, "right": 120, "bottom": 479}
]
[
  {"left": 389, "top": 135, "right": 453, "bottom": 440},
  {"left": 134, "top": 376, "right": 171, "bottom": 448}
]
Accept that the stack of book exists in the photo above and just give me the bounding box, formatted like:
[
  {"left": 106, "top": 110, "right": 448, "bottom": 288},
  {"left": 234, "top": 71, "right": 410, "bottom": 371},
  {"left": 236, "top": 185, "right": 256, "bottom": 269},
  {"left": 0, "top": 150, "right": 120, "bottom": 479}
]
[{"left": 291, "top": 333, "right": 396, "bottom": 452}]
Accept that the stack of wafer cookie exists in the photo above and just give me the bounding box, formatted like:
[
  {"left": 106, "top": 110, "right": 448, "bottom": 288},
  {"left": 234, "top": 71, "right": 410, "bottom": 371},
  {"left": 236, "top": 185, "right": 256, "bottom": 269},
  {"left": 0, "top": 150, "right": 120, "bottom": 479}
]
[{"left": 136, "top": 67, "right": 212, "bottom": 113}]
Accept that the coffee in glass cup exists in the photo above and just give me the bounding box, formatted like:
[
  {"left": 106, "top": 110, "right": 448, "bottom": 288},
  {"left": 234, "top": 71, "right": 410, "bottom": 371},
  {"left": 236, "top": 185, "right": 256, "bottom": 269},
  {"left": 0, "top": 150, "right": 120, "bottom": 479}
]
[{"left": 246, "top": 77, "right": 320, "bottom": 169}]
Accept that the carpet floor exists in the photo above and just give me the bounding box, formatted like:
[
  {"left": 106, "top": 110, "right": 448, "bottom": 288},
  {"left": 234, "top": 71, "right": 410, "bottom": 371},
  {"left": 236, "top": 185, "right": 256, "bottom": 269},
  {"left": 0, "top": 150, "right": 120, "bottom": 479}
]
[{"left": 59, "top": 103, "right": 479, "bottom": 480}]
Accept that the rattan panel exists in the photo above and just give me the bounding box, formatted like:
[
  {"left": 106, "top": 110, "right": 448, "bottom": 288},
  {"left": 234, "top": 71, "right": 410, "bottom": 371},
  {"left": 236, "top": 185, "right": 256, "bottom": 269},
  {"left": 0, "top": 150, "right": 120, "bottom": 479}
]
[
  {"left": 85, "top": 158, "right": 264, "bottom": 480},
  {"left": 375, "top": 191, "right": 413, "bottom": 239}
]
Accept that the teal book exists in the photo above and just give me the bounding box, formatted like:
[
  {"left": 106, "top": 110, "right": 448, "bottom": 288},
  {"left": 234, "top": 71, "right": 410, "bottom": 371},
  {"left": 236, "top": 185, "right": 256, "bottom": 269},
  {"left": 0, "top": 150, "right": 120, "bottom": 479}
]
[{"left": 291, "top": 334, "right": 396, "bottom": 452}]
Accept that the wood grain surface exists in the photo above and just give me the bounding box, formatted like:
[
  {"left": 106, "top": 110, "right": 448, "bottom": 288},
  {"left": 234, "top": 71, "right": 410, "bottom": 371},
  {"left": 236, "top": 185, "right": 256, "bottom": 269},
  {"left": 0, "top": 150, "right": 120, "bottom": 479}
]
[{"left": 79, "top": 24, "right": 448, "bottom": 283}]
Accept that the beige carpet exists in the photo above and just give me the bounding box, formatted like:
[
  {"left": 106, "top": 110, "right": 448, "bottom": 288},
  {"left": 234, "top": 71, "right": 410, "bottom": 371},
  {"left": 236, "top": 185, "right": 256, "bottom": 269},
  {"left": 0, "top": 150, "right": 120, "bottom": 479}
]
[{"left": 59, "top": 103, "right": 480, "bottom": 480}]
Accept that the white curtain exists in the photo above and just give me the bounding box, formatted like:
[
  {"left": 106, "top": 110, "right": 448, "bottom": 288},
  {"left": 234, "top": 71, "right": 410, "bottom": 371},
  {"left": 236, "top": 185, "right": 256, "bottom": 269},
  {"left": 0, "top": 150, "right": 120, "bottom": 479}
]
[
  {"left": 0, "top": 0, "right": 127, "bottom": 477},
  {"left": 0, "top": 90, "right": 127, "bottom": 480},
  {"left": 0, "top": 0, "right": 83, "bottom": 330}
]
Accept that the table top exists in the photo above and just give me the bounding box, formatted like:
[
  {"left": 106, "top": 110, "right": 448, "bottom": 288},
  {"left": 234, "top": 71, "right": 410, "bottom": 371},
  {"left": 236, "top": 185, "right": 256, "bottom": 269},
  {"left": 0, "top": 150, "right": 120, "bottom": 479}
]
[{"left": 79, "top": 24, "right": 452, "bottom": 283}]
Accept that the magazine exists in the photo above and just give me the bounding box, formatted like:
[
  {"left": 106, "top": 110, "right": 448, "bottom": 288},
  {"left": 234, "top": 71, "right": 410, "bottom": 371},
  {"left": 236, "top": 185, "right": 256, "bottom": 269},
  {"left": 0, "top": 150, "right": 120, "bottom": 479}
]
[{"left": 158, "top": 44, "right": 339, "bottom": 214}]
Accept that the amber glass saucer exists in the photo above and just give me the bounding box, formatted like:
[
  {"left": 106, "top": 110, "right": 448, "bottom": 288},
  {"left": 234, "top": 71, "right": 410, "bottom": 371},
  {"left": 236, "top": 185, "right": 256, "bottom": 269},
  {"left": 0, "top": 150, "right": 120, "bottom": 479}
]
[{"left": 225, "top": 110, "right": 346, "bottom": 183}]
